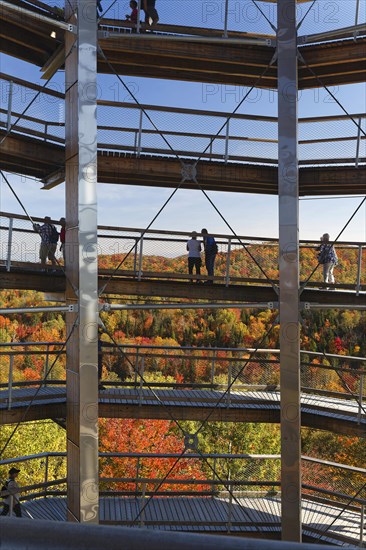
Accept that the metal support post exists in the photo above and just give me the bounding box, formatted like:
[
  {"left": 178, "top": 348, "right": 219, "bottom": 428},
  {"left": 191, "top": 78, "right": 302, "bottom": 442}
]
[
  {"left": 357, "top": 374, "right": 364, "bottom": 424},
  {"left": 137, "top": 110, "right": 143, "bottom": 157},
  {"left": 137, "top": 234, "right": 144, "bottom": 280},
  {"left": 44, "top": 123, "right": 48, "bottom": 141},
  {"left": 6, "top": 217, "right": 13, "bottom": 272},
  {"left": 7, "top": 355, "right": 14, "bottom": 410},
  {"left": 278, "top": 0, "right": 302, "bottom": 541},
  {"left": 65, "top": 0, "right": 99, "bottom": 524},
  {"left": 225, "top": 238, "right": 232, "bottom": 287},
  {"left": 356, "top": 245, "right": 363, "bottom": 295},
  {"left": 6, "top": 80, "right": 13, "bottom": 131},
  {"left": 212, "top": 457, "right": 217, "bottom": 496},
  {"left": 224, "top": 120, "right": 230, "bottom": 164}
]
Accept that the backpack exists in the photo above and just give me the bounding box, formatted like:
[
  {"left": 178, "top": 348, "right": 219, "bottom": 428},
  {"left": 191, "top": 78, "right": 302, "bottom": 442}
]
[{"left": 49, "top": 224, "right": 59, "bottom": 244}]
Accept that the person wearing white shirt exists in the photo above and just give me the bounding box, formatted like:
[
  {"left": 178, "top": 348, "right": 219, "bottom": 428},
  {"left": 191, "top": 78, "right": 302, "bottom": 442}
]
[{"left": 186, "top": 232, "right": 202, "bottom": 283}]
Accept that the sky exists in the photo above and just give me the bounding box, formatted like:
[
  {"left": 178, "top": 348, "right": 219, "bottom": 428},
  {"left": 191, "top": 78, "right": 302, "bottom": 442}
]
[{"left": 0, "top": 0, "right": 365, "bottom": 244}]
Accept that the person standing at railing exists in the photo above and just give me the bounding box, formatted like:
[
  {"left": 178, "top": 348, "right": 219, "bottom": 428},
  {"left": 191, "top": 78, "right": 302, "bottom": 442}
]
[
  {"left": 201, "top": 228, "right": 218, "bottom": 284},
  {"left": 186, "top": 232, "right": 202, "bottom": 283},
  {"left": 1, "top": 467, "right": 22, "bottom": 517},
  {"left": 317, "top": 233, "right": 338, "bottom": 288},
  {"left": 59, "top": 217, "right": 66, "bottom": 264},
  {"left": 33, "top": 216, "right": 59, "bottom": 271}
]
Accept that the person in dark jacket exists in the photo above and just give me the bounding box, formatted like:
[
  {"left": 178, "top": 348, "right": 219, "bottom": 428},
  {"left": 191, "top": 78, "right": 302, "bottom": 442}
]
[
  {"left": 201, "top": 228, "right": 217, "bottom": 284},
  {"left": 1, "top": 467, "right": 22, "bottom": 517}
]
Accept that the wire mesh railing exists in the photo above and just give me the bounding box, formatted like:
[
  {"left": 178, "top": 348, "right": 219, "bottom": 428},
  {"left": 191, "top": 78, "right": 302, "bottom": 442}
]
[
  {"left": 1, "top": 451, "right": 365, "bottom": 544},
  {"left": 0, "top": 212, "right": 365, "bottom": 289},
  {"left": 7, "top": 0, "right": 366, "bottom": 39},
  {"left": 1, "top": 75, "right": 365, "bottom": 167},
  {"left": 1, "top": 341, "right": 365, "bottom": 420}
]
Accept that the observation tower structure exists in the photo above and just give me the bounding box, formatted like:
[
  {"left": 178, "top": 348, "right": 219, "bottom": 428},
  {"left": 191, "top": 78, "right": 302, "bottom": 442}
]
[{"left": 0, "top": 0, "right": 365, "bottom": 546}]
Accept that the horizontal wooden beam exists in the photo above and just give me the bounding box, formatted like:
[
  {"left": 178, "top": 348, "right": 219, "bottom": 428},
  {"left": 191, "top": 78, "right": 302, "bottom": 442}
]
[
  {"left": 0, "top": 268, "right": 363, "bottom": 307},
  {"left": 1, "top": 132, "right": 364, "bottom": 196}
]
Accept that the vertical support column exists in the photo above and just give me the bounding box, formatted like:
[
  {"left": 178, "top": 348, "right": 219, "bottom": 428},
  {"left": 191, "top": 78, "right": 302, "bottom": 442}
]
[
  {"left": 277, "top": 0, "right": 302, "bottom": 542},
  {"left": 65, "top": 0, "right": 99, "bottom": 523}
]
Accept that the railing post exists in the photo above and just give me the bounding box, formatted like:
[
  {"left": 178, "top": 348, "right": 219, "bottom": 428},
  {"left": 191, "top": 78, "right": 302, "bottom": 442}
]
[
  {"left": 225, "top": 238, "right": 232, "bottom": 287},
  {"left": 6, "top": 217, "right": 13, "bottom": 272},
  {"left": 224, "top": 120, "right": 230, "bottom": 164},
  {"left": 133, "top": 237, "right": 138, "bottom": 274},
  {"left": 212, "top": 457, "right": 217, "bottom": 496},
  {"left": 226, "top": 361, "right": 232, "bottom": 406},
  {"left": 139, "top": 356, "right": 145, "bottom": 406},
  {"left": 43, "top": 344, "right": 50, "bottom": 386},
  {"left": 136, "top": 0, "right": 142, "bottom": 33},
  {"left": 211, "top": 352, "right": 216, "bottom": 387},
  {"left": 209, "top": 139, "right": 213, "bottom": 160},
  {"left": 44, "top": 123, "right": 48, "bottom": 141},
  {"left": 9, "top": 495, "right": 14, "bottom": 517},
  {"left": 356, "top": 245, "right": 362, "bottom": 295},
  {"left": 137, "top": 110, "right": 143, "bottom": 157},
  {"left": 135, "top": 457, "right": 141, "bottom": 495},
  {"left": 44, "top": 455, "right": 49, "bottom": 497},
  {"left": 7, "top": 355, "right": 14, "bottom": 410},
  {"left": 6, "top": 80, "right": 13, "bottom": 131},
  {"left": 137, "top": 234, "right": 144, "bottom": 281},
  {"left": 360, "top": 505, "right": 364, "bottom": 547},
  {"left": 355, "top": 116, "right": 362, "bottom": 167},
  {"left": 227, "top": 491, "right": 233, "bottom": 533},
  {"left": 134, "top": 348, "right": 140, "bottom": 384},
  {"left": 357, "top": 374, "right": 364, "bottom": 424},
  {"left": 140, "top": 482, "right": 146, "bottom": 527},
  {"left": 223, "top": 0, "right": 229, "bottom": 38}
]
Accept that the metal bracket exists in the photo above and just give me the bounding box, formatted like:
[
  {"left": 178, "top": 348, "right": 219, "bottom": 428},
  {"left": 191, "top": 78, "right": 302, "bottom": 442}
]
[
  {"left": 99, "top": 302, "right": 111, "bottom": 312},
  {"left": 184, "top": 433, "right": 198, "bottom": 451},
  {"left": 68, "top": 304, "right": 79, "bottom": 313},
  {"left": 181, "top": 163, "right": 197, "bottom": 182},
  {"left": 98, "top": 30, "right": 110, "bottom": 39}
]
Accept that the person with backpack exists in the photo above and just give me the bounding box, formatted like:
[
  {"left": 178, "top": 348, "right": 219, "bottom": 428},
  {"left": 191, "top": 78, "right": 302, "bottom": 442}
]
[
  {"left": 1, "top": 467, "right": 22, "bottom": 517},
  {"left": 317, "top": 233, "right": 338, "bottom": 288},
  {"left": 201, "top": 228, "right": 218, "bottom": 284},
  {"left": 33, "top": 216, "right": 59, "bottom": 271}
]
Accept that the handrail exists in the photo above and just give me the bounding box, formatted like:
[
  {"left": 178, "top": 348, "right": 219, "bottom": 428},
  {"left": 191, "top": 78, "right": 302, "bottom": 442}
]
[
  {"left": 1, "top": 210, "right": 365, "bottom": 245},
  {"left": 1, "top": 452, "right": 365, "bottom": 474}
]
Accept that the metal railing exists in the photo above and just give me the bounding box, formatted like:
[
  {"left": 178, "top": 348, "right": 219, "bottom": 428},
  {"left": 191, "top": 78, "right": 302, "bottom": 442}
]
[
  {"left": 0, "top": 452, "right": 365, "bottom": 544},
  {"left": 1, "top": 341, "right": 365, "bottom": 419},
  {"left": 0, "top": 212, "right": 365, "bottom": 290}
]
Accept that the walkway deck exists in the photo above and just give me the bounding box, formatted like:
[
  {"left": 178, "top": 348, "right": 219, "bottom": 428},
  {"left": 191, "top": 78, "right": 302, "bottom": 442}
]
[
  {"left": 1, "top": 386, "right": 365, "bottom": 436},
  {"left": 0, "top": 264, "right": 364, "bottom": 305},
  {"left": 1, "top": 1, "right": 365, "bottom": 88},
  {"left": 1, "top": 131, "right": 365, "bottom": 196},
  {"left": 21, "top": 495, "right": 364, "bottom": 547}
]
